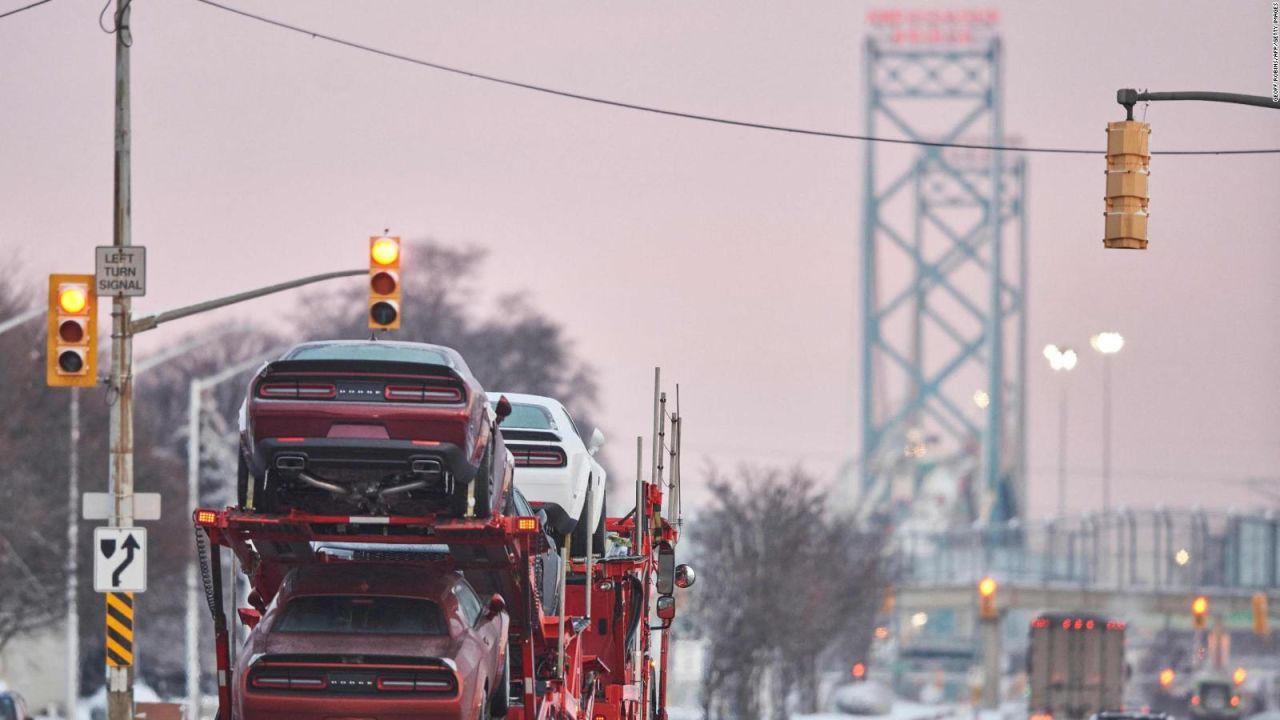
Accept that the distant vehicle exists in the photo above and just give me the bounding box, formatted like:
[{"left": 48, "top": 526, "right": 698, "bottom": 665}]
[
  {"left": 891, "top": 640, "right": 977, "bottom": 702},
  {"left": 1028, "top": 612, "right": 1127, "bottom": 720},
  {"left": 1091, "top": 712, "right": 1172, "bottom": 720},
  {"left": 1191, "top": 675, "right": 1245, "bottom": 720},
  {"left": 0, "top": 691, "right": 27, "bottom": 720},
  {"left": 234, "top": 562, "right": 509, "bottom": 720},
  {"left": 238, "top": 340, "right": 510, "bottom": 518},
  {"left": 490, "top": 392, "right": 607, "bottom": 553}
]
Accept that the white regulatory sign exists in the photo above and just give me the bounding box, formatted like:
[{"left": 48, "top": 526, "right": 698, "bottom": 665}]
[
  {"left": 95, "top": 245, "right": 146, "bottom": 297},
  {"left": 93, "top": 527, "right": 147, "bottom": 593}
]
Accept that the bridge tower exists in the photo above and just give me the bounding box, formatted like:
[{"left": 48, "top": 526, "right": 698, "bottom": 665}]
[{"left": 858, "top": 10, "right": 1028, "bottom": 526}]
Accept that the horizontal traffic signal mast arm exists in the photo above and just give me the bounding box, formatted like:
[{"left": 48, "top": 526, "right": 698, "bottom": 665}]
[
  {"left": 1116, "top": 88, "right": 1280, "bottom": 118},
  {"left": 128, "top": 268, "right": 365, "bottom": 334}
]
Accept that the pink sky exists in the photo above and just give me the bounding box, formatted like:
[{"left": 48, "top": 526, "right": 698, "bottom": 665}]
[{"left": 3, "top": 0, "right": 1277, "bottom": 517}]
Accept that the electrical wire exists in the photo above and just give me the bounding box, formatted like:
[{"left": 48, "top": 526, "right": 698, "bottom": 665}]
[
  {"left": 191, "top": 0, "right": 1280, "bottom": 156},
  {"left": 0, "top": 0, "right": 53, "bottom": 20}
]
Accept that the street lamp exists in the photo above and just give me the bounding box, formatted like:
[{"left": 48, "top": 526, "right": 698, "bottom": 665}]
[
  {"left": 1043, "top": 345, "right": 1078, "bottom": 516},
  {"left": 1089, "top": 332, "right": 1124, "bottom": 514}
]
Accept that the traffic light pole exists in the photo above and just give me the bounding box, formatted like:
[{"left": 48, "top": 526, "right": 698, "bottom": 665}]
[
  {"left": 1116, "top": 88, "right": 1280, "bottom": 118},
  {"left": 106, "top": 0, "right": 135, "bottom": 717}
]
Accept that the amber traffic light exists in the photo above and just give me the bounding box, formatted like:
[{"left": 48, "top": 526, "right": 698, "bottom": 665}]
[
  {"left": 368, "top": 236, "right": 401, "bottom": 330},
  {"left": 1104, "top": 120, "right": 1151, "bottom": 249},
  {"left": 1192, "top": 595, "right": 1209, "bottom": 630},
  {"left": 1159, "top": 668, "right": 1175, "bottom": 689},
  {"left": 978, "top": 576, "right": 998, "bottom": 620},
  {"left": 47, "top": 274, "right": 97, "bottom": 387},
  {"left": 1252, "top": 592, "right": 1269, "bottom": 637}
]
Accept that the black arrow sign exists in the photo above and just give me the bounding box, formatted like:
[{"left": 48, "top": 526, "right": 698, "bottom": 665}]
[{"left": 112, "top": 533, "right": 140, "bottom": 587}]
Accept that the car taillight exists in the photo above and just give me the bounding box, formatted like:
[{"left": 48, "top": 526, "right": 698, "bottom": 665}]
[
  {"left": 384, "top": 384, "right": 464, "bottom": 403},
  {"left": 376, "top": 674, "right": 455, "bottom": 693},
  {"left": 251, "top": 674, "right": 328, "bottom": 690},
  {"left": 511, "top": 447, "right": 567, "bottom": 468},
  {"left": 258, "top": 383, "right": 337, "bottom": 399}
]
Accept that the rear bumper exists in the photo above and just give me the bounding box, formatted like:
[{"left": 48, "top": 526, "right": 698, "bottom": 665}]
[
  {"left": 253, "top": 437, "right": 477, "bottom": 483},
  {"left": 239, "top": 692, "right": 467, "bottom": 720}
]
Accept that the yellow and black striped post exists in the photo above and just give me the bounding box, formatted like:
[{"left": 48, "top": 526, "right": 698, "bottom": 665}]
[{"left": 105, "top": 592, "right": 134, "bottom": 668}]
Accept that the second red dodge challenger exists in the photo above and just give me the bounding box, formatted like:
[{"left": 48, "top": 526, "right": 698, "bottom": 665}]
[
  {"left": 237, "top": 340, "right": 511, "bottom": 517},
  {"left": 234, "top": 563, "right": 510, "bottom": 720}
]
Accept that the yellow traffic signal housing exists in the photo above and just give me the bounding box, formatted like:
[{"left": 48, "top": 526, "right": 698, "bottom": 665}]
[
  {"left": 1104, "top": 120, "right": 1151, "bottom": 249},
  {"left": 1192, "top": 595, "right": 1209, "bottom": 630},
  {"left": 1252, "top": 592, "right": 1270, "bottom": 637},
  {"left": 368, "top": 236, "right": 401, "bottom": 330},
  {"left": 978, "top": 576, "right": 998, "bottom": 620},
  {"left": 46, "top": 274, "right": 98, "bottom": 387}
]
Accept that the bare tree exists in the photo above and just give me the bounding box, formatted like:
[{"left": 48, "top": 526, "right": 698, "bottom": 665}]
[{"left": 687, "top": 467, "right": 889, "bottom": 720}]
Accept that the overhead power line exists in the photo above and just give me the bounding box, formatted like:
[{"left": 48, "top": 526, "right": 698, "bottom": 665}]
[
  {"left": 0, "top": 0, "right": 53, "bottom": 20},
  {"left": 193, "top": 0, "right": 1277, "bottom": 156}
]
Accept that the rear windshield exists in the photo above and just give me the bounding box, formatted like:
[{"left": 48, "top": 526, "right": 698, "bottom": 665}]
[
  {"left": 275, "top": 596, "right": 447, "bottom": 635},
  {"left": 495, "top": 403, "right": 555, "bottom": 430},
  {"left": 286, "top": 343, "right": 451, "bottom": 366}
]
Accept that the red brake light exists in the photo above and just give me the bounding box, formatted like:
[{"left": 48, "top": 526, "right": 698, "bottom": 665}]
[
  {"left": 1032, "top": 618, "right": 1049, "bottom": 629},
  {"left": 1191, "top": 695, "right": 1200, "bottom": 706},
  {"left": 1086, "top": 620, "right": 1095, "bottom": 630},
  {"left": 251, "top": 674, "right": 326, "bottom": 690},
  {"left": 384, "top": 384, "right": 464, "bottom": 403},
  {"left": 1073, "top": 619, "right": 1083, "bottom": 630},
  {"left": 1061, "top": 619, "right": 1070, "bottom": 629},
  {"left": 259, "top": 383, "right": 336, "bottom": 399},
  {"left": 377, "top": 674, "right": 455, "bottom": 693},
  {"left": 511, "top": 447, "right": 568, "bottom": 468}
]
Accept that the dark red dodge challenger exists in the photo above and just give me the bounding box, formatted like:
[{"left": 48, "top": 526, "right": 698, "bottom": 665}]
[
  {"left": 238, "top": 340, "right": 510, "bottom": 517},
  {"left": 234, "top": 563, "right": 510, "bottom": 720}
]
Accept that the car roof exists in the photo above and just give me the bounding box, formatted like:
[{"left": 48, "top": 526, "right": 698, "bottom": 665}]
[
  {"left": 280, "top": 562, "right": 463, "bottom": 602},
  {"left": 282, "top": 340, "right": 472, "bottom": 375},
  {"left": 490, "top": 392, "right": 562, "bottom": 408}
]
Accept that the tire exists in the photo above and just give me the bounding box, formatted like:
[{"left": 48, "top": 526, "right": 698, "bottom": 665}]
[
  {"left": 570, "top": 494, "right": 592, "bottom": 557},
  {"left": 453, "top": 439, "right": 495, "bottom": 518},
  {"left": 591, "top": 489, "right": 607, "bottom": 556},
  {"left": 490, "top": 648, "right": 510, "bottom": 718},
  {"left": 238, "top": 454, "right": 269, "bottom": 513},
  {"left": 236, "top": 454, "right": 249, "bottom": 509}
]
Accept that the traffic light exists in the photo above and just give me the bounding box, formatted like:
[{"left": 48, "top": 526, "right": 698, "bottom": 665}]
[
  {"left": 1192, "top": 595, "right": 1208, "bottom": 630},
  {"left": 1232, "top": 667, "right": 1247, "bottom": 686},
  {"left": 1103, "top": 120, "right": 1151, "bottom": 249},
  {"left": 1252, "top": 592, "right": 1269, "bottom": 637},
  {"left": 46, "top": 274, "right": 97, "bottom": 387},
  {"left": 1159, "top": 668, "right": 1175, "bottom": 689},
  {"left": 368, "top": 235, "right": 401, "bottom": 330},
  {"left": 851, "top": 662, "right": 867, "bottom": 681},
  {"left": 978, "top": 576, "right": 998, "bottom": 620}
]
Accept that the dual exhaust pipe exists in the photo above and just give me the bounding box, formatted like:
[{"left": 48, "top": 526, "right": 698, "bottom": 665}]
[{"left": 274, "top": 455, "right": 443, "bottom": 501}]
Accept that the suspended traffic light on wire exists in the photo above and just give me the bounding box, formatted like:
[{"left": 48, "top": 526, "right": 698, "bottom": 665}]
[
  {"left": 1103, "top": 120, "right": 1151, "bottom": 249},
  {"left": 368, "top": 235, "right": 401, "bottom": 330},
  {"left": 46, "top": 274, "right": 97, "bottom": 387}
]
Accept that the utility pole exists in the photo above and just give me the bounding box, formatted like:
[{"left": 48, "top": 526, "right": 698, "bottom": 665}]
[
  {"left": 107, "top": 0, "right": 135, "bottom": 716},
  {"left": 66, "top": 389, "right": 80, "bottom": 718}
]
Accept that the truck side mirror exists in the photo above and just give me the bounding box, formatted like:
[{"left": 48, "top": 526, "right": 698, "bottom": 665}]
[
  {"left": 675, "top": 564, "right": 696, "bottom": 589},
  {"left": 656, "top": 543, "right": 676, "bottom": 595},
  {"left": 495, "top": 395, "right": 512, "bottom": 425}
]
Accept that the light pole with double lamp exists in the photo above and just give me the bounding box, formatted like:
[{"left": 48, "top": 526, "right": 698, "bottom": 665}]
[
  {"left": 1043, "top": 345, "right": 1078, "bottom": 517},
  {"left": 1089, "top": 332, "right": 1125, "bottom": 514}
]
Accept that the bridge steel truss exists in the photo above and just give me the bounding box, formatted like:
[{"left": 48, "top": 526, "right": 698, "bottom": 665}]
[{"left": 859, "top": 34, "right": 1028, "bottom": 525}]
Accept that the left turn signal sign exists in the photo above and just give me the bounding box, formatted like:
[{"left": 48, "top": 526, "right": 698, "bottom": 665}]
[{"left": 47, "top": 274, "right": 97, "bottom": 387}]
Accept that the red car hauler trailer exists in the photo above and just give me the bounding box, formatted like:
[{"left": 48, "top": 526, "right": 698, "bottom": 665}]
[{"left": 194, "top": 380, "right": 688, "bottom": 720}]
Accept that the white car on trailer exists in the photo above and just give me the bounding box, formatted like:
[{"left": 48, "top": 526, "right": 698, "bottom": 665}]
[{"left": 491, "top": 392, "right": 606, "bottom": 553}]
